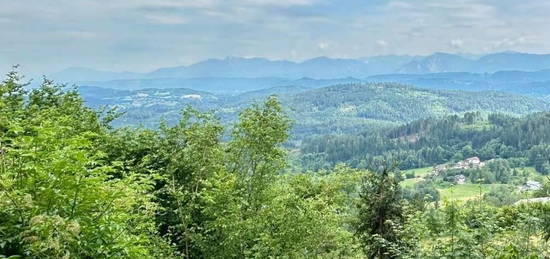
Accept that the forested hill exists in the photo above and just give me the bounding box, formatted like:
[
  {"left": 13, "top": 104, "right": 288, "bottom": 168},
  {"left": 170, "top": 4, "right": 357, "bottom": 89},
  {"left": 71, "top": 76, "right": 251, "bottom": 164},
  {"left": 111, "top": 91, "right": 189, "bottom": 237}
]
[
  {"left": 79, "top": 83, "right": 550, "bottom": 138},
  {"left": 299, "top": 111, "right": 550, "bottom": 171},
  {"left": 281, "top": 83, "right": 550, "bottom": 137}
]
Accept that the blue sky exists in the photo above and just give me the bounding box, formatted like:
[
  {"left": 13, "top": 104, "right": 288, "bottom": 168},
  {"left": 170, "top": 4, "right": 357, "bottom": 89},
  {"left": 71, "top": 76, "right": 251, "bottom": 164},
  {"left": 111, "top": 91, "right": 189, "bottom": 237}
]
[{"left": 1, "top": 0, "right": 550, "bottom": 77}]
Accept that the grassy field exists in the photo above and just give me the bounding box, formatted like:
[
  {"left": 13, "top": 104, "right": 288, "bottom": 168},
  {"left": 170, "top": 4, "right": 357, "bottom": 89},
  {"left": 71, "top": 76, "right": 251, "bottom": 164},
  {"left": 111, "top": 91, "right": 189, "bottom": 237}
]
[
  {"left": 400, "top": 167, "right": 433, "bottom": 188},
  {"left": 401, "top": 178, "right": 423, "bottom": 188},
  {"left": 400, "top": 166, "right": 540, "bottom": 201},
  {"left": 438, "top": 184, "right": 507, "bottom": 201},
  {"left": 404, "top": 167, "right": 434, "bottom": 177}
]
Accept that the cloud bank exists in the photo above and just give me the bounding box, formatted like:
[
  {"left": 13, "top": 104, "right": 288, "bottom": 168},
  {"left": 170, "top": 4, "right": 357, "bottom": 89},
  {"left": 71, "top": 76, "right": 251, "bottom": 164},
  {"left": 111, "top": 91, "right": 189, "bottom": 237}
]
[{"left": 1, "top": 0, "right": 549, "bottom": 76}]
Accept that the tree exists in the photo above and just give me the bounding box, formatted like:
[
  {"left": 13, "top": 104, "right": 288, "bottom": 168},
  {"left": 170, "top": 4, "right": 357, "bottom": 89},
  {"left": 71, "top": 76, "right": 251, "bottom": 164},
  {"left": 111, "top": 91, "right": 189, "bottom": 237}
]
[
  {"left": 228, "top": 96, "right": 291, "bottom": 210},
  {"left": 154, "top": 108, "right": 227, "bottom": 257},
  {"left": 0, "top": 67, "right": 27, "bottom": 136},
  {"left": 355, "top": 164, "right": 409, "bottom": 258},
  {"left": 529, "top": 144, "right": 550, "bottom": 175},
  {"left": 211, "top": 96, "right": 291, "bottom": 257},
  {"left": 0, "top": 76, "right": 172, "bottom": 258}
]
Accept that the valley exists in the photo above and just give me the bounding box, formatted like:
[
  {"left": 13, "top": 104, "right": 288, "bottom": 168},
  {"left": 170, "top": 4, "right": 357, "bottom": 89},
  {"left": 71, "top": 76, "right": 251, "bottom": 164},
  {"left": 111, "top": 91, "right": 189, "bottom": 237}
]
[
  {"left": 70, "top": 58, "right": 550, "bottom": 209},
  {"left": 79, "top": 82, "right": 550, "bottom": 134},
  {"left": 74, "top": 75, "right": 550, "bottom": 211}
]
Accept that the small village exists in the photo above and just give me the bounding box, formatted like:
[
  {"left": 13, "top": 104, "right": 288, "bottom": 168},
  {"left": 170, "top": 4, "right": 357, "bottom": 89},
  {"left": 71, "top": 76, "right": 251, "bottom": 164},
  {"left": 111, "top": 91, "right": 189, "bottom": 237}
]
[{"left": 430, "top": 157, "right": 542, "bottom": 191}]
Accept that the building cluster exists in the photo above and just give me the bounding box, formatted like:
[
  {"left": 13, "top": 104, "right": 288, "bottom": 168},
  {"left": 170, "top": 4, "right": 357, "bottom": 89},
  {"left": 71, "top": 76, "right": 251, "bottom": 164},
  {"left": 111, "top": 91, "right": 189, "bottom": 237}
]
[
  {"left": 433, "top": 157, "right": 486, "bottom": 174},
  {"left": 431, "top": 157, "right": 486, "bottom": 185}
]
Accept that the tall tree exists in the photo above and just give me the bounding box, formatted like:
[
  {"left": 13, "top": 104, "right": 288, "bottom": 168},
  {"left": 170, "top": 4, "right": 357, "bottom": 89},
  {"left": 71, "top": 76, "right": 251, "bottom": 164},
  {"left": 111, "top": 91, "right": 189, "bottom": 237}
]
[
  {"left": 228, "top": 96, "right": 291, "bottom": 210},
  {"left": 355, "top": 164, "right": 409, "bottom": 259}
]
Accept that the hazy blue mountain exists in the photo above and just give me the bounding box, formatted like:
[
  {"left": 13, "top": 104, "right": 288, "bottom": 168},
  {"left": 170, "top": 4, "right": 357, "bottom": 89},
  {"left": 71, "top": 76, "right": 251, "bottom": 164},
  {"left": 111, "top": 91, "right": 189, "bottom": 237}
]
[
  {"left": 147, "top": 57, "right": 378, "bottom": 79},
  {"left": 52, "top": 56, "right": 421, "bottom": 83},
  {"left": 148, "top": 57, "right": 297, "bottom": 78},
  {"left": 367, "top": 70, "right": 550, "bottom": 94},
  {"left": 296, "top": 57, "right": 369, "bottom": 78},
  {"left": 74, "top": 77, "right": 363, "bottom": 94},
  {"left": 51, "top": 52, "right": 550, "bottom": 90},
  {"left": 76, "top": 77, "right": 293, "bottom": 93},
  {"left": 397, "top": 52, "right": 550, "bottom": 74},
  {"left": 360, "top": 55, "right": 421, "bottom": 75},
  {"left": 397, "top": 53, "right": 476, "bottom": 74},
  {"left": 67, "top": 68, "right": 550, "bottom": 96},
  {"left": 51, "top": 57, "right": 379, "bottom": 84},
  {"left": 477, "top": 52, "right": 550, "bottom": 72},
  {"left": 229, "top": 85, "right": 313, "bottom": 104},
  {"left": 148, "top": 56, "right": 423, "bottom": 79}
]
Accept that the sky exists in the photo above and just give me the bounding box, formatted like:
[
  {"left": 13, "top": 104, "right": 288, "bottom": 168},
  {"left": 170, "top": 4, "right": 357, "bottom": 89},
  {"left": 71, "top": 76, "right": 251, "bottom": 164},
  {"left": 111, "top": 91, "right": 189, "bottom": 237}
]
[{"left": 2, "top": 0, "right": 550, "bottom": 77}]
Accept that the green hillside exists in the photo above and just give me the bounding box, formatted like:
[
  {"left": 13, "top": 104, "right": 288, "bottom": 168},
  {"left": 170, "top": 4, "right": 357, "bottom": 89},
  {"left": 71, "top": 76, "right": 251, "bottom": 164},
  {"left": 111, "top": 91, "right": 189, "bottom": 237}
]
[
  {"left": 80, "top": 83, "right": 550, "bottom": 138},
  {"left": 282, "top": 83, "right": 550, "bottom": 137},
  {"left": 300, "top": 111, "right": 550, "bottom": 172}
]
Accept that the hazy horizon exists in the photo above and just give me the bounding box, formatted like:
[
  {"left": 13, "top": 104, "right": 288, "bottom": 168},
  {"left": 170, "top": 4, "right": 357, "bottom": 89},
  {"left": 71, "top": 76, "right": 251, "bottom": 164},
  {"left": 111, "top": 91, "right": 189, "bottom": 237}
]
[
  {"left": 51, "top": 51, "right": 521, "bottom": 71},
  {"left": 3, "top": 0, "right": 550, "bottom": 77},
  {"left": 7, "top": 50, "right": 550, "bottom": 80}
]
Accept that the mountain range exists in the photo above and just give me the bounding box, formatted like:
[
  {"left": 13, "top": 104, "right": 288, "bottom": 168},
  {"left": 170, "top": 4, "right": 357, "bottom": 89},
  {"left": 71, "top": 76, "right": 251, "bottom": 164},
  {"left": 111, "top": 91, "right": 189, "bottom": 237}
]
[
  {"left": 51, "top": 56, "right": 413, "bottom": 82},
  {"left": 70, "top": 69, "right": 550, "bottom": 96},
  {"left": 71, "top": 77, "right": 362, "bottom": 94},
  {"left": 397, "top": 52, "right": 550, "bottom": 74},
  {"left": 51, "top": 52, "right": 550, "bottom": 84},
  {"left": 367, "top": 70, "right": 550, "bottom": 95}
]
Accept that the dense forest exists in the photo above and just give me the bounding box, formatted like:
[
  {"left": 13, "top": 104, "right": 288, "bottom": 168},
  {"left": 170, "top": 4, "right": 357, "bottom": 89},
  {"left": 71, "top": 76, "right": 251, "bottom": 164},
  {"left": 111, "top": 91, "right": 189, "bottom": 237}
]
[
  {"left": 2, "top": 71, "right": 550, "bottom": 258},
  {"left": 300, "top": 111, "right": 550, "bottom": 172},
  {"left": 284, "top": 83, "right": 550, "bottom": 138}
]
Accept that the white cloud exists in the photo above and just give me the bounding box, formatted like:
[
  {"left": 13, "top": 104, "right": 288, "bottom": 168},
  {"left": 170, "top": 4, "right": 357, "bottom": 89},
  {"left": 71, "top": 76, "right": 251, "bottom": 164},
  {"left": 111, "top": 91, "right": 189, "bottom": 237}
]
[
  {"left": 450, "top": 39, "right": 464, "bottom": 49},
  {"left": 145, "top": 14, "right": 188, "bottom": 25},
  {"left": 318, "top": 42, "right": 330, "bottom": 50},
  {"left": 490, "top": 36, "right": 529, "bottom": 49},
  {"left": 124, "top": 0, "right": 219, "bottom": 9},
  {"left": 376, "top": 40, "right": 388, "bottom": 47},
  {"left": 386, "top": 1, "right": 414, "bottom": 10},
  {"left": 426, "top": 1, "right": 496, "bottom": 19},
  {"left": 243, "top": 0, "right": 317, "bottom": 7}
]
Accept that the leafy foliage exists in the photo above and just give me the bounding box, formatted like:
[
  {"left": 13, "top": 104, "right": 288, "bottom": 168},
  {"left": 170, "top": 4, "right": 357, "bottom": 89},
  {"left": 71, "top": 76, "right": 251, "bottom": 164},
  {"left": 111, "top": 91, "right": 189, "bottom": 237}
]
[{"left": 0, "top": 71, "right": 171, "bottom": 258}]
